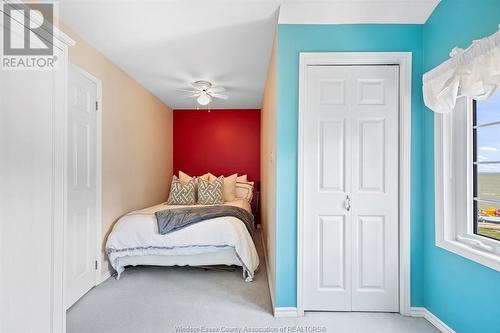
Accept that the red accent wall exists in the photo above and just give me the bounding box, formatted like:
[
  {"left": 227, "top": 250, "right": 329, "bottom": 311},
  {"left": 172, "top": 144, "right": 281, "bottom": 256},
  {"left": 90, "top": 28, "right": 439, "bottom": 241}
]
[{"left": 173, "top": 109, "right": 260, "bottom": 184}]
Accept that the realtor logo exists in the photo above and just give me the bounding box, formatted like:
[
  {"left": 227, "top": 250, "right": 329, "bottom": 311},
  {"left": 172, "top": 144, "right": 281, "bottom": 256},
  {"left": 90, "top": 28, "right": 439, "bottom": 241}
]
[{"left": 1, "top": 1, "right": 57, "bottom": 70}]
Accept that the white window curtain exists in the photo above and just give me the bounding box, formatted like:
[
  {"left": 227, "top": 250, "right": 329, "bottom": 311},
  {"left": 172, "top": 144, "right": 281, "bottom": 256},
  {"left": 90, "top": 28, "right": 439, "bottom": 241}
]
[{"left": 423, "top": 26, "right": 500, "bottom": 113}]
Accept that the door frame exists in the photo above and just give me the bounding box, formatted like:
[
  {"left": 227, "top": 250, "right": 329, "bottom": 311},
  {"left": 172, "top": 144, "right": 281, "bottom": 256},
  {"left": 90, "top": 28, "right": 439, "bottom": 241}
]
[
  {"left": 66, "top": 64, "right": 104, "bottom": 292},
  {"left": 297, "top": 52, "right": 412, "bottom": 316}
]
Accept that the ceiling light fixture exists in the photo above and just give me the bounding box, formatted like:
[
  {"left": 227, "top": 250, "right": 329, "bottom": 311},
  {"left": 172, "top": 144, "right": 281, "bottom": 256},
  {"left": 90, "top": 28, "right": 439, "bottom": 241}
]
[
  {"left": 180, "top": 81, "right": 228, "bottom": 106},
  {"left": 197, "top": 91, "right": 211, "bottom": 106}
]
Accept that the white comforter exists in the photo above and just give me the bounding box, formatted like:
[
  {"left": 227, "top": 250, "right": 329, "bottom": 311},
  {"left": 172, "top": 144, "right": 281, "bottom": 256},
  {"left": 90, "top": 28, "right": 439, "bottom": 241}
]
[{"left": 105, "top": 199, "right": 259, "bottom": 281}]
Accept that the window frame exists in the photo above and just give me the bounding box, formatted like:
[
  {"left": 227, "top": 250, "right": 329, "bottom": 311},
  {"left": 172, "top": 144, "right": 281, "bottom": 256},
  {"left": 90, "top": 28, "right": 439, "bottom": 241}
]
[
  {"left": 472, "top": 100, "right": 500, "bottom": 242},
  {"left": 473, "top": 101, "right": 479, "bottom": 238},
  {"left": 435, "top": 97, "right": 500, "bottom": 272}
]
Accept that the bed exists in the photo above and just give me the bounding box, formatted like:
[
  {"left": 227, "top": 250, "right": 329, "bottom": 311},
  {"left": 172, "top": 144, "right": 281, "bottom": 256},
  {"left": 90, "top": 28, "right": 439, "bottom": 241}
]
[{"left": 105, "top": 198, "right": 259, "bottom": 281}]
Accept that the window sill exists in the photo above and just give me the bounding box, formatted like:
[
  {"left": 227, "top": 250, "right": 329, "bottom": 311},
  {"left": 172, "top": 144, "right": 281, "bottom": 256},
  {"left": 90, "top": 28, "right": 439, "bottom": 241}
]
[{"left": 436, "top": 237, "right": 500, "bottom": 272}]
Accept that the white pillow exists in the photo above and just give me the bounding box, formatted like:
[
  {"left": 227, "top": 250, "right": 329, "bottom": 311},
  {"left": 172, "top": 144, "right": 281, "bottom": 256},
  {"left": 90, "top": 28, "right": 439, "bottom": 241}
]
[
  {"left": 235, "top": 181, "right": 254, "bottom": 202},
  {"left": 198, "top": 173, "right": 210, "bottom": 181},
  {"left": 236, "top": 174, "right": 247, "bottom": 183},
  {"left": 208, "top": 173, "right": 237, "bottom": 201},
  {"left": 179, "top": 171, "right": 209, "bottom": 185},
  {"left": 178, "top": 170, "right": 193, "bottom": 185}
]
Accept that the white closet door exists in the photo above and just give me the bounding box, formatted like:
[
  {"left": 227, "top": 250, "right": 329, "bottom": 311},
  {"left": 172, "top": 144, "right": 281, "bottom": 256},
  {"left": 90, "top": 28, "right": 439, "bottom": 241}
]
[
  {"left": 350, "top": 66, "right": 399, "bottom": 312},
  {"left": 303, "top": 66, "right": 353, "bottom": 310},
  {"left": 303, "top": 65, "right": 399, "bottom": 312},
  {"left": 65, "top": 66, "right": 98, "bottom": 309}
]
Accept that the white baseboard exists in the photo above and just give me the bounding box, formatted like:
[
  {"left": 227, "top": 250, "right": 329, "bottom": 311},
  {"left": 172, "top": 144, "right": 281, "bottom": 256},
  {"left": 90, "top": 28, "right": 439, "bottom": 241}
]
[
  {"left": 272, "top": 305, "right": 454, "bottom": 328},
  {"left": 410, "top": 307, "right": 455, "bottom": 333},
  {"left": 260, "top": 230, "right": 276, "bottom": 309},
  {"left": 274, "top": 307, "right": 299, "bottom": 317},
  {"left": 259, "top": 232, "right": 300, "bottom": 318}
]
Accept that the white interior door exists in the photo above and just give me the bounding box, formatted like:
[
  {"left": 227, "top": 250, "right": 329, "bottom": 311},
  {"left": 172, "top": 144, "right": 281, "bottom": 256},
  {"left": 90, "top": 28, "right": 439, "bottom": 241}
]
[
  {"left": 303, "top": 65, "right": 399, "bottom": 312},
  {"left": 66, "top": 65, "right": 99, "bottom": 309}
]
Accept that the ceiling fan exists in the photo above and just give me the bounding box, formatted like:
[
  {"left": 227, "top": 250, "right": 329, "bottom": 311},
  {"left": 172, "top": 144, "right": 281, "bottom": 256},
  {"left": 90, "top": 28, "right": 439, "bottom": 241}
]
[{"left": 180, "top": 80, "right": 228, "bottom": 106}]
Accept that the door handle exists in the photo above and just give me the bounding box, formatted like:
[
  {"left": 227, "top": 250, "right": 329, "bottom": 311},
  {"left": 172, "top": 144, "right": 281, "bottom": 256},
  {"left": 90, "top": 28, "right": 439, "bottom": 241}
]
[{"left": 345, "top": 195, "right": 351, "bottom": 211}]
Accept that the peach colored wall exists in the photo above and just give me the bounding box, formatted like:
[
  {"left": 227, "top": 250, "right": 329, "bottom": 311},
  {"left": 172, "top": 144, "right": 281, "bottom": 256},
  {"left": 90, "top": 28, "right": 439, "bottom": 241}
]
[
  {"left": 61, "top": 23, "right": 173, "bottom": 273},
  {"left": 260, "top": 33, "right": 277, "bottom": 305}
]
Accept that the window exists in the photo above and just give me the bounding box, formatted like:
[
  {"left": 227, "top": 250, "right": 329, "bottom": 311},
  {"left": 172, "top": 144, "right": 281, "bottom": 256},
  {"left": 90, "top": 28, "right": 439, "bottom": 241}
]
[
  {"left": 435, "top": 92, "right": 500, "bottom": 272},
  {"left": 473, "top": 93, "right": 500, "bottom": 242}
]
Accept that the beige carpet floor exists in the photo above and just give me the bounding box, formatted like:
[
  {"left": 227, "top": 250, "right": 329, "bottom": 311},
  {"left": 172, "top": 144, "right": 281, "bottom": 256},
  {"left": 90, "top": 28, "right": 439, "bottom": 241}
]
[{"left": 67, "top": 230, "right": 438, "bottom": 333}]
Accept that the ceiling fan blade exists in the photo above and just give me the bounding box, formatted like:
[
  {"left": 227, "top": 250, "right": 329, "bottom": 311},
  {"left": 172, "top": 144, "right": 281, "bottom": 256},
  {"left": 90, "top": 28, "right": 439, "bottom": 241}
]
[
  {"left": 177, "top": 89, "right": 201, "bottom": 98},
  {"left": 176, "top": 88, "right": 199, "bottom": 94},
  {"left": 210, "top": 93, "right": 228, "bottom": 100},
  {"left": 207, "top": 86, "right": 225, "bottom": 93}
]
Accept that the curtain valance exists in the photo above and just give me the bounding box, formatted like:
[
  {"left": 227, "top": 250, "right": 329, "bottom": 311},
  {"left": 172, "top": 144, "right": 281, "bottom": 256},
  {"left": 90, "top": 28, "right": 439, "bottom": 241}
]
[{"left": 423, "top": 26, "right": 500, "bottom": 113}]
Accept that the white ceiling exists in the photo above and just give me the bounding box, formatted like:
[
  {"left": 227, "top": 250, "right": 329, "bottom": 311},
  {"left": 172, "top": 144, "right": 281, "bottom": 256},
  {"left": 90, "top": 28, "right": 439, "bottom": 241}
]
[
  {"left": 59, "top": 0, "right": 440, "bottom": 110},
  {"left": 279, "top": 0, "right": 440, "bottom": 24}
]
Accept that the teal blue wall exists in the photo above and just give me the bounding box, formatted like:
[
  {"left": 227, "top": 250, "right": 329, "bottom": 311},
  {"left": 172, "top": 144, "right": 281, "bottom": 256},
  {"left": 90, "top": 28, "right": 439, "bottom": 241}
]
[
  {"left": 276, "top": 3, "right": 500, "bottom": 330},
  {"left": 422, "top": 1, "right": 500, "bottom": 332},
  {"left": 276, "top": 24, "right": 425, "bottom": 307}
]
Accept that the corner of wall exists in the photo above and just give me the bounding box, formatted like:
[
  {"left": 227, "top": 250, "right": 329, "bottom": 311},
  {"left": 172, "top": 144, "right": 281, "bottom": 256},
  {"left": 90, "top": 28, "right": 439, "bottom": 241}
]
[
  {"left": 260, "top": 29, "right": 278, "bottom": 308},
  {"left": 420, "top": 1, "right": 500, "bottom": 332}
]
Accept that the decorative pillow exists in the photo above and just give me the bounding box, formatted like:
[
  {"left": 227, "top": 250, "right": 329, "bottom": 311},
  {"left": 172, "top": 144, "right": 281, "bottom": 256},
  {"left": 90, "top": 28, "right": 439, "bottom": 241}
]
[
  {"left": 236, "top": 181, "right": 254, "bottom": 202},
  {"left": 198, "top": 173, "right": 210, "bottom": 182},
  {"left": 207, "top": 172, "right": 217, "bottom": 183},
  {"left": 208, "top": 173, "right": 237, "bottom": 202},
  {"left": 178, "top": 170, "right": 193, "bottom": 185},
  {"left": 167, "top": 176, "right": 196, "bottom": 205},
  {"left": 178, "top": 171, "right": 209, "bottom": 185},
  {"left": 197, "top": 176, "right": 224, "bottom": 205},
  {"left": 236, "top": 174, "right": 247, "bottom": 183}
]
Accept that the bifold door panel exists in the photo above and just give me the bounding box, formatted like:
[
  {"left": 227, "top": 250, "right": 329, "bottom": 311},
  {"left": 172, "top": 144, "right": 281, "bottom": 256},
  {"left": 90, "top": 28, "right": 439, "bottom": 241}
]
[{"left": 303, "top": 65, "right": 399, "bottom": 312}]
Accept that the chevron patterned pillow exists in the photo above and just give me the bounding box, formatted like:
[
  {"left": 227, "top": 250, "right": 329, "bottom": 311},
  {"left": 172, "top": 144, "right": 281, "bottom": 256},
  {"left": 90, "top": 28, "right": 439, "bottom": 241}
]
[
  {"left": 167, "top": 176, "right": 196, "bottom": 205},
  {"left": 197, "top": 176, "right": 224, "bottom": 205}
]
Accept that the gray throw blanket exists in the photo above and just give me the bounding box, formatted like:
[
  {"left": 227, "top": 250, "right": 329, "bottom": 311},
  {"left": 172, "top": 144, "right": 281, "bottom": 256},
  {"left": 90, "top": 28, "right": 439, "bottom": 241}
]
[{"left": 155, "top": 206, "right": 255, "bottom": 235}]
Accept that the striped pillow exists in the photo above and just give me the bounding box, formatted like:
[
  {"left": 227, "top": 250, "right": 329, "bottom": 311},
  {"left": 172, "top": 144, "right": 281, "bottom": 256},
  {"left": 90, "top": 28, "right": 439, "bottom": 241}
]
[
  {"left": 197, "top": 176, "right": 224, "bottom": 205},
  {"left": 236, "top": 181, "right": 254, "bottom": 202},
  {"left": 167, "top": 176, "right": 196, "bottom": 205},
  {"left": 208, "top": 173, "right": 238, "bottom": 201}
]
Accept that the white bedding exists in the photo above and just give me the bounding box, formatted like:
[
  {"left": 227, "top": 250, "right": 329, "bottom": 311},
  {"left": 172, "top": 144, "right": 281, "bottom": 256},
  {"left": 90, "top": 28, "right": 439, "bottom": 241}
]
[{"left": 105, "top": 199, "right": 259, "bottom": 281}]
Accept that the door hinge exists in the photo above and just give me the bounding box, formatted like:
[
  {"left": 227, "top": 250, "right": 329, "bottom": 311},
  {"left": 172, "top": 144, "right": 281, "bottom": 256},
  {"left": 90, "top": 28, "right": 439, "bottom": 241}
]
[
  {"left": 95, "top": 260, "right": 98, "bottom": 270},
  {"left": 95, "top": 101, "right": 98, "bottom": 111}
]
